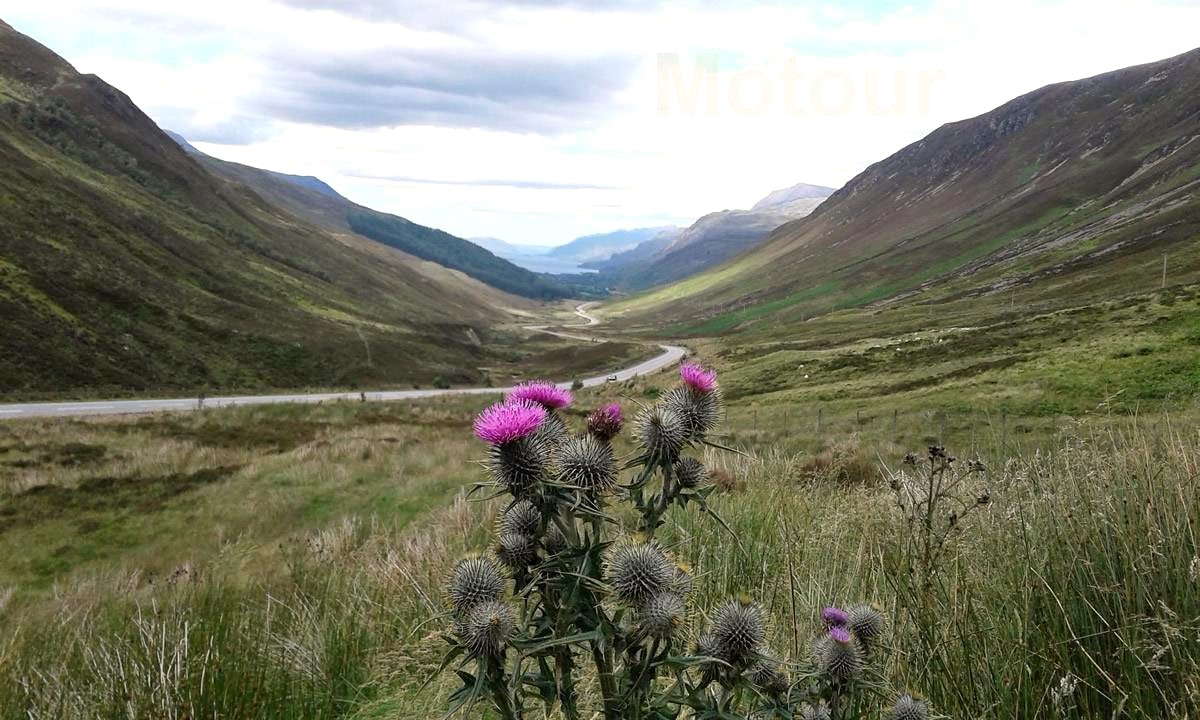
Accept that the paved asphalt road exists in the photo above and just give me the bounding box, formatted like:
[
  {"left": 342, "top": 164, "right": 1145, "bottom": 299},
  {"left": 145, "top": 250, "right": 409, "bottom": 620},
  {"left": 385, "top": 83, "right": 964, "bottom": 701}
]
[{"left": 0, "top": 305, "right": 685, "bottom": 419}]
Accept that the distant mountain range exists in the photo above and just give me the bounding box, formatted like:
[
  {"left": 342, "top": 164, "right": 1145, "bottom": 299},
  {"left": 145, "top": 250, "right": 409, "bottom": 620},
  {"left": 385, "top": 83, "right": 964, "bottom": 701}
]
[
  {"left": 585, "top": 182, "right": 834, "bottom": 289},
  {"left": 476, "top": 226, "right": 676, "bottom": 274},
  {"left": 480, "top": 184, "right": 834, "bottom": 287},
  {"left": 613, "top": 47, "right": 1200, "bottom": 333}
]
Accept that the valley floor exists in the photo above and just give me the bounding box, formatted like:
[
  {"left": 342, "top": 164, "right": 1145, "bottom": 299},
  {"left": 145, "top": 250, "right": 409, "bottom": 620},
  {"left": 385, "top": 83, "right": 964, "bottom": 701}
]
[{"left": 0, "top": 287, "right": 1197, "bottom": 719}]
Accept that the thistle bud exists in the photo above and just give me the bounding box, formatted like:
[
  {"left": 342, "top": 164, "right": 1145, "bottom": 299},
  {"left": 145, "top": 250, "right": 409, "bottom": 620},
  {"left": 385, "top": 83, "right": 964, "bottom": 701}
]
[
  {"left": 889, "top": 693, "right": 930, "bottom": 720},
  {"left": 543, "top": 526, "right": 568, "bottom": 555},
  {"left": 798, "top": 701, "right": 832, "bottom": 720},
  {"left": 607, "top": 540, "right": 674, "bottom": 607},
  {"left": 498, "top": 500, "right": 541, "bottom": 537},
  {"left": 847, "top": 603, "right": 887, "bottom": 649},
  {"left": 586, "top": 403, "right": 623, "bottom": 441},
  {"left": 458, "top": 599, "right": 516, "bottom": 658},
  {"left": 661, "top": 385, "right": 722, "bottom": 442},
  {"left": 709, "top": 598, "right": 767, "bottom": 666},
  {"left": 695, "top": 632, "right": 723, "bottom": 684},
  {"left": 750, "top": 652, "right": 789, "bottom": 695},
  {"left": 487, "top": 434, "right": 551, "bottom": 498},
  {"left": 446, "top": 556, "right": 506, "bottom": 614},
  {"left": 556, "top": 434, "right": 617, "bottom": 495},
  {"left": 495, "top": 532, "right": 537, "bottom": 570},
  {"left": 674, "top": 457, "right": 709, "bottom": 489},
  {"left": 815, "top": 626, "right": 862, "bottom": 681},
  {"left": 635, "top": 406, "right": 686, "bottom": 465},
  {"left": 637, "top": 592, "right": 686, "bottom": 639}
]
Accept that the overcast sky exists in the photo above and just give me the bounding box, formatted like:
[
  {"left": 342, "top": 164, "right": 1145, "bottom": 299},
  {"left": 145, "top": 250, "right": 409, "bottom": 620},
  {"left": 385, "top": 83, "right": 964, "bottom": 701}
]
[{"left": 4, "top": 1, "right": 1199, "bottom": 246}]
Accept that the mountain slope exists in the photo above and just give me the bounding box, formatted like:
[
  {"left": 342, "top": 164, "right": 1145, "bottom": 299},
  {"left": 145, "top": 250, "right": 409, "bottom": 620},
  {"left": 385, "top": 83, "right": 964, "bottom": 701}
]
[
  {"left": 0, "top": 21, "right": 528, "bottom": 397},
  {"left": 612, "top": 48, "right": 1200, "bottom": 333},
  {"left": 169, "top": 139, "right": 570, "bottom": 300}
]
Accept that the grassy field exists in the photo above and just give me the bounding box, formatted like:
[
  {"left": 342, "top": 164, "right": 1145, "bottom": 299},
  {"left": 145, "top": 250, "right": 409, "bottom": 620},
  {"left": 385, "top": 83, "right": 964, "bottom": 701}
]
[{"left": 0, "top": 363, "right": 1196, "bottom": 718}]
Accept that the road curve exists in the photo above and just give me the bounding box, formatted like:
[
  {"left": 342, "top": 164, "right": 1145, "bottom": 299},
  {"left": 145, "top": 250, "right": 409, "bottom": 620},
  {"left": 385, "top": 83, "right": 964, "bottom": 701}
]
[{"left": 0, "top": 304, "right": 685, "bottom": 419}]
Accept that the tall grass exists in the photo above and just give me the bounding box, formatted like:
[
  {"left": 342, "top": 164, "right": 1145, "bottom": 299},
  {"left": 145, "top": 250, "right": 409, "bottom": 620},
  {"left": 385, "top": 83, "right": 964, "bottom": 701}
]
[{"left": 0, "top": 412, "right": 1195, "bottom": 718}]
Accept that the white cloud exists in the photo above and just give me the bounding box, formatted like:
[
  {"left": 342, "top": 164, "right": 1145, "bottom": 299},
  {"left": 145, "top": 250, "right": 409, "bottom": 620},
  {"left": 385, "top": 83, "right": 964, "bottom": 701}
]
[{"left": 1, "top": 0, "right": 1198, "bottom": 245}]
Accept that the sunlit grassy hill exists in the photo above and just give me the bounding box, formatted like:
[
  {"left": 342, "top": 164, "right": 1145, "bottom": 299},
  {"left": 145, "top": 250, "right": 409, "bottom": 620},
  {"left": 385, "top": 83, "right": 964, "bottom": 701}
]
[
  {"left": 0, "top": 20, "right": 540, "bottom": 398},
  {"left": 608, "top": 47, "right": 1200, "bottom": 335}
]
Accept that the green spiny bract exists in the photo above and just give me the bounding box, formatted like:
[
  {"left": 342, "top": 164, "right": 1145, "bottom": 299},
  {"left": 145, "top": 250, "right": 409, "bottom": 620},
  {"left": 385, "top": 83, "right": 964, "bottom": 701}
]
[
  {"left": 446, "top": 556, "right": 506, "bottom": 614},
  {"left": 661, "top": 385, "right": 722, "bottom": 441},
  {"left": 709, "top": 598, "right": 767, "bottom": 667},
  {"left": 635, "top": 405, "right": 687, "bottom": 465},
  {"left": 607, "top": 540, "right": 675, "bottom": 607},
  {"left": 556, "top": 434, "right": 617, "bottom": 495}
]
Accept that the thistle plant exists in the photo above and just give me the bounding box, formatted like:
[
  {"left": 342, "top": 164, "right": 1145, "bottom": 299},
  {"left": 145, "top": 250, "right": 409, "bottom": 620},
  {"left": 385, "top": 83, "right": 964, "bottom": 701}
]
[{"left": 437, "top": 366, "right": 930, "bottom": 719}]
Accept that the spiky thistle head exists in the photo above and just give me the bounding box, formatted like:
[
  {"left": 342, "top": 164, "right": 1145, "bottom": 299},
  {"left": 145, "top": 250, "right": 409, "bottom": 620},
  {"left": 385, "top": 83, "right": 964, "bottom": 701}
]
[
  {"left": 607, "top": 539, "right": 674, "bottom": 607},
  {"left": 798, "top": 701, "right": 832, "bottom": 720},
  {"left": 751, "top": 652, "right": 789, "bottom": 696},
  {"left": 534, "top": 409, "right": 569, "bottom": 446},
  {"left": 446, "top": 555, "right": 506, "bottom": 614},
  {"left": 847, "top": 602, "right": 887, "bottom": 648},
  {"left": 668, "top": 562, "right": 694, "bottom": 597},
  {"left": 673, "top": 457, "right": 709, "bottom": 489},
  {"left": 556, "top": 434, "right": 617, "bottom": 495},
  {"left": 542, "top": 526, "right": 568, "bottom": 556},
  {"left": 680, "top": 362, "right": 718, "bottom": 394},
  {"left": 586, "top": 403, "right": 624, "bottom": 441},
  {"left": 474, "top": 400, "right": 546, "bottom": 445},
  {"left": 695, "top": 631, "right": 724, "bottom": 684},
  {"left": 710, "top": 597, "right": 767, "bottom": 666},
  {"left": 485, "top": 420, "right": 552, "bottom": 498},
  {"left": 506, "top": 381, "right": 572, "bottom": 410},
  {"left": 815, "top": 626, "right": 862, "bottom": 681},
  {"left": 661, "top": 385, "right": 722, "bottom": 441},
  {"left": 637, "top": 592, "right": 687, "bottom": 640},
  {"left": 498, "top": 500, "right": 541, "bottom": 537},
  {"left": 889, "top": 694, "right": 930, "bottom": 720},
  {"left": 821, "top": 606, "right": 850, "bottom": 628},
  {"left": 457, "top": 599, "right": 516, "bottom": 658},
  {"left": 635, "top": 405, "right": 687, "bottom": 465},
  {"left": 495, "top": 532, "right": 537, "bottom": 570}
]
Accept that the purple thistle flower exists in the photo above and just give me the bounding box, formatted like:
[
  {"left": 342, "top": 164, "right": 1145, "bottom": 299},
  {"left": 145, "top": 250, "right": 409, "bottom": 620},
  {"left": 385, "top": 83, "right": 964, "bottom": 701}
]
[
  {"left": 474, "top": 400, "right": 547, "bottom": 444},
  {"left": 829, "top": 626, "right": 852, "bottom": 644},
  {"left": 822, "top": 607, "right": 850, "bottom": 628},
  {"left": 680, "top": 363, "right": 718, "bottom": 394},
  {"left": 587, "top": 403, "right": 624, "bottom": 440},
  {"left": 506, "top": 381, "right": 573, "bottom": 410}
]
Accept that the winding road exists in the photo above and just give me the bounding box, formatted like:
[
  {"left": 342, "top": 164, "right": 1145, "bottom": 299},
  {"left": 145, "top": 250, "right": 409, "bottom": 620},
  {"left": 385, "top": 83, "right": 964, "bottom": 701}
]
[{"left": 0, "top": 304, "right": 686, "bottom": 419}]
